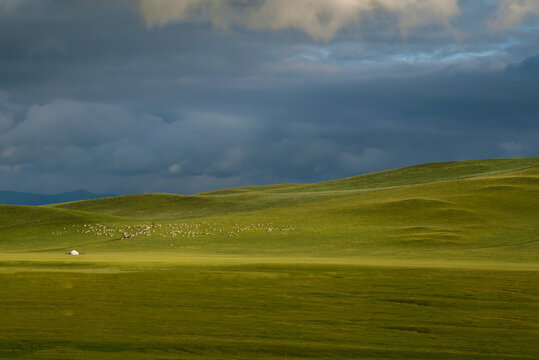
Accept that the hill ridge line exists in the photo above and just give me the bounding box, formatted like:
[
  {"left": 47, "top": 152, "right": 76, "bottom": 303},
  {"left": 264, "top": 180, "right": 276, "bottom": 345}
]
[{"left": 47, "top": 158, "right": 539, "bottom": 204}]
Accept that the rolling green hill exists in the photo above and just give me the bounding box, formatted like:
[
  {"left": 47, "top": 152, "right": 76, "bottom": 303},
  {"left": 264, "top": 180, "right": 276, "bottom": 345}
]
[
  {"left": 1, "top": 157, "right": 538, "bottom": 359},
  {"left": 0, "top": 157, "right": 537, "bottom": 259},
  {"left": 202, "top": 156, "right": 539, "bottom": 193},
  {"left": 0, "top": 157, "right": 527, "bottom": 262}
]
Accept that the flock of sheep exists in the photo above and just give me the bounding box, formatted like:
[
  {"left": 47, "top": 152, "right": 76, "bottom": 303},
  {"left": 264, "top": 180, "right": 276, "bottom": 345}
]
[{"left": 55, "top": 222, "right": 296, "bottom": 241}]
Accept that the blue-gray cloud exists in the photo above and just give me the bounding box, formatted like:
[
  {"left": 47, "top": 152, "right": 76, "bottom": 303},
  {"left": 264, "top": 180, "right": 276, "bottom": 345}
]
[
  {"left": 137, "top": 0, "right": 462, "bottom": 41},
  {"left": 135, "top": 0, "right": 539, "bottom": 42},
  {"left": 0, "top": 0, "right": 537, "bottom": 194}
]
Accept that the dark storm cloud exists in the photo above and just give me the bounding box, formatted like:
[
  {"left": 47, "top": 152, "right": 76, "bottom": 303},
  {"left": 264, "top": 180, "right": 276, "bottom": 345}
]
[{"left": 0, "top": 0, "right": 538, "bottom": 194}]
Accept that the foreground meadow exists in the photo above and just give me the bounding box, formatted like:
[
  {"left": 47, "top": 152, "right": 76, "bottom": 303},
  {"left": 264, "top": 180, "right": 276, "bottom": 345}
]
[
  {"left": 1, "top": 259, "right": 538, "bottom": 359},
  {"left": 1, "top": 158, "right": 538, "bottom": 359}
]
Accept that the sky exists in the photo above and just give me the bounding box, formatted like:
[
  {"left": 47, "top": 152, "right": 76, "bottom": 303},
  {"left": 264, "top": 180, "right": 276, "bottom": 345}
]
[{"left": 0, "top": 0, "right": 538, "bottom": 195}]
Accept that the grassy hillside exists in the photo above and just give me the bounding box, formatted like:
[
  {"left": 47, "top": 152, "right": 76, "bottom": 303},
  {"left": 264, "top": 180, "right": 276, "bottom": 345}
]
[
  {"left": 1, "top": 157, "right": 538, "bottom": 359},
  {"left": 0, "top": 205, "right": 122, "bottom": 252},
  {"left": 6, "top": 157, "right": 529, "bottom": 262},
  {"left": 201, "top": 157, "right": 539, "bottom": 193},
  {"left": 50, "top": 157, "right": 539, "bottom": 217},
  {"left": 1, "top": 264, "right": 537, "bottom": 360}
]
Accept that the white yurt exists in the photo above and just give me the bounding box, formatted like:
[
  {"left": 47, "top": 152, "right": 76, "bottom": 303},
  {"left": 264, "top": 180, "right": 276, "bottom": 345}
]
[{"left": 69, "top": 250, "right": 79, "bottom": 256}]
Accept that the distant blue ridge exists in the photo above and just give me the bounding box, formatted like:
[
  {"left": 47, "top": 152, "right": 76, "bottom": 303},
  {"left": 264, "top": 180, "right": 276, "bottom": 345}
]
[{"left": 0, "top": 189, "right": 115, "bottom": 205}]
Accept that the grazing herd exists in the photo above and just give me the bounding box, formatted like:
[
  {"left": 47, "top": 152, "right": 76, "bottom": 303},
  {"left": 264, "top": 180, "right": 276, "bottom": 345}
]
[{"left": 52, "top": 222, "right": 296, "bottom": 241}]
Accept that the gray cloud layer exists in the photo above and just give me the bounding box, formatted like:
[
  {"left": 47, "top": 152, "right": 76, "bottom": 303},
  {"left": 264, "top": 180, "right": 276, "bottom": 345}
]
[
  {"left": 0, "top": 1, "right": 538, "bottom": 194},
  {"left": 137, "top": 0, "right": 539, "bottom": 41},
  {"left": 138, "top": 0, "right": 461, "bottom": 41}
]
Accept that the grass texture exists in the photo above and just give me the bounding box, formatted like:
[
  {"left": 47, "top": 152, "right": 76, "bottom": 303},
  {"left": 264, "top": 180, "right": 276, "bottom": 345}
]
[{"left": 0, "top": 157, "right": 538, "bottom": 359}]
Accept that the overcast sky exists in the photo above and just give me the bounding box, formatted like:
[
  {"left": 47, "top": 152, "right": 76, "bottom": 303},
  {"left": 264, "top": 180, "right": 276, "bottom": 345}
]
[{"left": 0, "top": 0, "right": 538, "bottom": 194}]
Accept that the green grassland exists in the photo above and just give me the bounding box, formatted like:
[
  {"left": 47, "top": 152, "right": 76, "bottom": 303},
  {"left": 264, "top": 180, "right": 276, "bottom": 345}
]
[{"left": 0, "top": 157, "right": 538, "bottom": 359}]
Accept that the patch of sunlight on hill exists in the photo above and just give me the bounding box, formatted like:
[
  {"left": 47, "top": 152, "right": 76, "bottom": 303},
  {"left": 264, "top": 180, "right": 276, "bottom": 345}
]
[{"left": 0, "top": 157, "right": 533, "bottom": 263}]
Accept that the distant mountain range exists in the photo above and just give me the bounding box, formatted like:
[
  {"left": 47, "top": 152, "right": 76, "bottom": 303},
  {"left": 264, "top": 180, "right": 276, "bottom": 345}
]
[{"left": 0, "top": 189, "right": 114, "bottom": 206}]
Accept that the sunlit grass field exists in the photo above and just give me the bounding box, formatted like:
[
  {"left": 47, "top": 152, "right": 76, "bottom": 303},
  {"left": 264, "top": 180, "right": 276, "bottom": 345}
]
[{"left": 1, "top": 158, "right": 538, "bottom": 359}]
